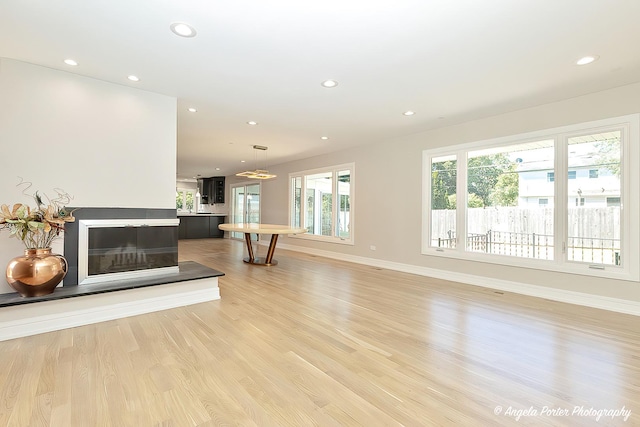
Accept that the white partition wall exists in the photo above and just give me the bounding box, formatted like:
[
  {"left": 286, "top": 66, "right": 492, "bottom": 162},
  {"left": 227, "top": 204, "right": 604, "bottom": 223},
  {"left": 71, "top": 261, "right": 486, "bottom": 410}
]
[{"left": 0, "top": 58, "right": 177, "bottom": 294}]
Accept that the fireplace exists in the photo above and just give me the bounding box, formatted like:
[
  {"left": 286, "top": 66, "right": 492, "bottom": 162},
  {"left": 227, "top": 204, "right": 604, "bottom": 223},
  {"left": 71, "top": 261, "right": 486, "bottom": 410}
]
[
  {"left": 78, "top": 219, "right": 179, "bottom": 285},
  {"left": 63, "top": 208, "right": 180, "bottom": 286}
]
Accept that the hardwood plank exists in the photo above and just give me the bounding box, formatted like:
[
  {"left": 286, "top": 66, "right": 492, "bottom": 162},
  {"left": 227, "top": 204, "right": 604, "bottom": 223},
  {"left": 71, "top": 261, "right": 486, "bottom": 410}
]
[{"left": 0, "top": 238, "right": 638, "bottom": 426}]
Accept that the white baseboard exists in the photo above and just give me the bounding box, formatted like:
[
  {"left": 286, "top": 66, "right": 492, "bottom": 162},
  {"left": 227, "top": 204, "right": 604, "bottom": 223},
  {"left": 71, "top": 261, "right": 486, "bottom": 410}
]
[
  {"left": 268, "top": 241, "right": 640, "bottom": 316},
  {"left": 0, "top": 278, "right": 220, "bottom": 341}
]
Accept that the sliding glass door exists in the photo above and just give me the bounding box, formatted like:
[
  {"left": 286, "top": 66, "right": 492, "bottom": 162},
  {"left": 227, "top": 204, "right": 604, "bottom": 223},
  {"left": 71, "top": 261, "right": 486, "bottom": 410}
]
[{"left": 230, "top": 183, "right": 260, "bottom": 239}]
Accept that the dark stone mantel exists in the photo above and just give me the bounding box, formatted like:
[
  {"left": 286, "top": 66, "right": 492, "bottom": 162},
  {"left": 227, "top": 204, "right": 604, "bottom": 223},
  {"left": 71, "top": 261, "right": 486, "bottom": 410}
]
[{"left": 0, "top": 261, "right": 223, "bottom": 308}]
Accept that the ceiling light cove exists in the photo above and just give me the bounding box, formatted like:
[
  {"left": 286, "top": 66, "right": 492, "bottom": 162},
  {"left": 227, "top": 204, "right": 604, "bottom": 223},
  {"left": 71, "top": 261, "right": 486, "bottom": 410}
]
[
  {"left": 64, "top": 59, "right": 78, "bottom": 66},
  {"left": 321, "top": 80, "right": 338, "bottom": 88},
  {"left": 576, "top": 55, "right": 599, "bottom": 65},
  {"left": 403, "top": 111, "right": 415, "bottom": 116},
  {"left": 127, "top": 75, "right": 140, "bottom": 82},
  {"left": 170, "top": 22, "right": 197, "bottom": 38}
]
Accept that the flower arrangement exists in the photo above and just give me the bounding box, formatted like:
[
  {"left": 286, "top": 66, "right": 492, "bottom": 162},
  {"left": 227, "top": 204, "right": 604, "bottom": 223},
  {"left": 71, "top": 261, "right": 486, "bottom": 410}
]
[{"left": 0, "top": 180, "right": 75, "bottom": 249}]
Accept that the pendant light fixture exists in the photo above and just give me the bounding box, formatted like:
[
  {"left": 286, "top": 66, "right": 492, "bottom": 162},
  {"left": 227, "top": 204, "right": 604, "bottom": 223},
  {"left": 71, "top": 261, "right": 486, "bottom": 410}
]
[{"left": 236, "top": 145, "right": 277, "bottom": 179}]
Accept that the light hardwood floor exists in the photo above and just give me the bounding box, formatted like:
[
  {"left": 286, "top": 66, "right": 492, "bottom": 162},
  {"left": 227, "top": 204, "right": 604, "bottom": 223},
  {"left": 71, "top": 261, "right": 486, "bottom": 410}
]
[{"left": 1, "top": 238, "right": 639, "bottom": 426}]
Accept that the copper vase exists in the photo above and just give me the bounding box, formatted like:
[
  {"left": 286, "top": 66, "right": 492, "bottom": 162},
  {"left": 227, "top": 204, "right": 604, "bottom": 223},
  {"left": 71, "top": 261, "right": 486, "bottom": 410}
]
[{"left": 6, "top": 248, "right": 68, "bottom": 297}]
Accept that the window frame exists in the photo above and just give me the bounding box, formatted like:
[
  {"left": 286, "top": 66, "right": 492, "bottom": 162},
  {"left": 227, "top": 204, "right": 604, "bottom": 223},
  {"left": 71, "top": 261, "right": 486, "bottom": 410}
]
[
  {"left": 289, "top": 163, "right": 355, "bottom": 245},
  {"left": 422, "top": 114, "right": 639, "bottom": 281},
  {"left": 176, "top": 187, "right": 197, "bottom": 213}
]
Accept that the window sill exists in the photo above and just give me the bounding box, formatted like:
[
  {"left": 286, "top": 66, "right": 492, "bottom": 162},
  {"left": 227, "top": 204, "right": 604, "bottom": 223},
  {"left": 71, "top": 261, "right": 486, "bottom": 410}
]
[{"left": 422, "top": 246, "right": 638, "bottom": 282}]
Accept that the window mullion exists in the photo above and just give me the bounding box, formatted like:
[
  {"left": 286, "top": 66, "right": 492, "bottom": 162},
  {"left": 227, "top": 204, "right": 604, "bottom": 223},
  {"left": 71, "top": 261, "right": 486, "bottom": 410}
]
[
  {"left": 300, "top": 176, "right": 306, "bottom": 230},
  {"left": 332, "top": 169, "right": 338, "bottom": 238},
  {"left": 554, "top": 137, "right": 567, "bottom": 264},
  {"left": 457, "top": 151, "right": 467, "bottom": 252}
]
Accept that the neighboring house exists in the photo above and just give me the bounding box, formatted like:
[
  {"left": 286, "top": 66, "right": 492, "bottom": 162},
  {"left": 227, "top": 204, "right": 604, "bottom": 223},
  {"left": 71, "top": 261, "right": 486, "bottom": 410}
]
[
  {"left": 518, "top": 166, "right": 621, "bottom": 207},
  {"left": 516, "top": 138, "right": 621, "bottom": 208}
]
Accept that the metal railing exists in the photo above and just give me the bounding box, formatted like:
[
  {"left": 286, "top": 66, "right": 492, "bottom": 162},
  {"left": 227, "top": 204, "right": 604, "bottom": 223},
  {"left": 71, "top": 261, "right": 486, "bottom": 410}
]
[
  {"left": 436, "top": 230, "right": 620, "bottom": 265},
  {"left": 567, "top": 236, "right": 621, "bottom": 265}
]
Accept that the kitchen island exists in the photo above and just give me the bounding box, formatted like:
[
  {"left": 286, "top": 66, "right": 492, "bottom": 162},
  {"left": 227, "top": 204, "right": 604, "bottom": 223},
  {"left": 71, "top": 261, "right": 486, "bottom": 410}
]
[{"left": 177, "top": 213, "right": 227, "bottom": 239}]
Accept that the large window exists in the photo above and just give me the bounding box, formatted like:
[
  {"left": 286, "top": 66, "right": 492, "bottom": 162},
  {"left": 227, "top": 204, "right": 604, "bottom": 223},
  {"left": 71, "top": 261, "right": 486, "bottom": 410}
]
[
  {"left": 466, "top": 140, "right": 555, "bottom": 260},
  {"left": 176, "top": 188, "right": 196, "bottom": 213},
  {"left": 289, "top": 164, "right": 354, "bottom": 244},
  {"left": 430, "top": 155, "right": 457, "bottom": 248},
  {"left": 567, "top": 131, "right": 621, "bottom": 265},
  {"left": 423, "top": 114, "right": 639, "bottom": 281}
]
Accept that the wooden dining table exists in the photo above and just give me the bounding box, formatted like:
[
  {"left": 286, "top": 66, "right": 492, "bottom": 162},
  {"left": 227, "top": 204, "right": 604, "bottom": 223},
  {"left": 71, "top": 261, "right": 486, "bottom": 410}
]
[{"left": 218, "top": 223, "right": 307, "bottom": 266}]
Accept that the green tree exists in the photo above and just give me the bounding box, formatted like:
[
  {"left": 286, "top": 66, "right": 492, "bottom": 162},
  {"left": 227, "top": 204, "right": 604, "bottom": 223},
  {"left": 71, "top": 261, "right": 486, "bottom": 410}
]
[
  {"left": 431, "top": 159, "right": 457, "bottom": 209},
  {"left": 448, "top": 194, "right": 457, "bottom": 209},
  {"left": 594, "top": 138, "right": 621, "bottom": 177},
  {"left": 432, "top": 154, "right": 520, "bottom": 208},
  {"left": 467, "top": 193, "right": 485, "bottom": 208},
  {"left": 185, "top": 191, "right": 194, "bottom": 211},
  {"left": 431, "top": 171, "right": 450, "bottom": 209},
  {"left": 467, "top": 154, "right": 511, "bottom": 207},
  {"left": 448, "top": 193, "right": 484, "bottom": 208},
  {"left": 490, "top": 171, "right": 519, "bottom": 206}
]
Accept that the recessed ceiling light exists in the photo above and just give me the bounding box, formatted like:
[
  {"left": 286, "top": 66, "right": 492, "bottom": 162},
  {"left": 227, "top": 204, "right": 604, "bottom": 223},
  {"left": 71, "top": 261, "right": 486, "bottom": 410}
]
[
  {"left": 188, "top": 107, "right": 197, "bottom": 113},
  {"left": 247, "top": 121, "right": 258, "bottom": 125},
  {"left": 64, "top": 59, "right": 78, "bottom": 66},
  {"left": 576, "top": 55, "right": 599, "bottom": 65},
  {"left": 215, "top": 167, "right": 221, "bottom": 171},
  {"left": 321, "top": 79, "right": 338, "bottom": 88},
  {"left": 241, "top": 160, "right": 246, "bottom": 163},
  {"left": 170, "top": 22, "right": 197, "bottom": 38},
  {"left": 403, "top": 111, "right": 415, "bottom": 116},
  {"left": 128, "top": 75, "right": 140, "bottom": 82},
  {"left": 321, "top": 136, "right": 329, "bottom": 140}
]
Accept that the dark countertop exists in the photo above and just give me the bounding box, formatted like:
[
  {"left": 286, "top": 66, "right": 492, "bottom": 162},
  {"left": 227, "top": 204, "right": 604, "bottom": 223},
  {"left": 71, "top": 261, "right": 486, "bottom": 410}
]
[{"left": 0, "top": 261, "right": 224, "bottom": 308}]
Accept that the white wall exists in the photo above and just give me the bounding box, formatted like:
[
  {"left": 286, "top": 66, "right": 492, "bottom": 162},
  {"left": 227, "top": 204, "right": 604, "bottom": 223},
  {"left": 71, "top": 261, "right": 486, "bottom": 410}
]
[
  {"left": 258, "top": 82, "right": 640, "bottom": 305},
  {"left": 0, "top": 58, "right": 176, "bottom": 294}
]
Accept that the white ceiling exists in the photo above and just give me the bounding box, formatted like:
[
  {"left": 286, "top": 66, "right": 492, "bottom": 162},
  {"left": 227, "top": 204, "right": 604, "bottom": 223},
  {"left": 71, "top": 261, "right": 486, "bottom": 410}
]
[{"left": 2, "top": 0, "right": 640, "bottom": 180}]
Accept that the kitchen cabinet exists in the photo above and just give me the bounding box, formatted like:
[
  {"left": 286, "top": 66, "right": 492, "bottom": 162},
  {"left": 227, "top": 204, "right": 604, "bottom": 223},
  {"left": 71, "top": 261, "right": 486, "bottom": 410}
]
[
  {"left": 185, "top": 216, "right": 209, "bottom": 239},
  {"left": 197, "top": 178, "right": 212, "bottom": 204},
  {"left": 212, "top": 177, "right": 225, "bottom": 204},
  {"left": 178, "top": 215, "right": 226, "bottom": 239},
  {"left": 197, "top": 176, "right": 225, "bottom": 204},
  {"left": 209, "top": 216, "right": 224, "bottom": 238}
]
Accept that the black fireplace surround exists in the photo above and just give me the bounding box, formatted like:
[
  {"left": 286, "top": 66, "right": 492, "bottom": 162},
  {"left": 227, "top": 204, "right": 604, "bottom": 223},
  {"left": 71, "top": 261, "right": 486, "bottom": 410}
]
[
  {"left": 0, "top": 207, "right": 225, "bottom": 309},
  {"left": 63, "top": 207, "right": 178, "bottom": 286}
]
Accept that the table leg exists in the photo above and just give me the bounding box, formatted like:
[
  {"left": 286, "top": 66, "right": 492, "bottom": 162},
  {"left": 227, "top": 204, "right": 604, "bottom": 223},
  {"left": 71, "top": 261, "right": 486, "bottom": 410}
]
[
  {"left": 242, "top": 233, "right": 279, "bottom": 266},
  {"left": 264, "top": 234, "right": 279, "bottom": 264},
  {"left": 244, "top": 232, "right": 255, "bottom": 262}
]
